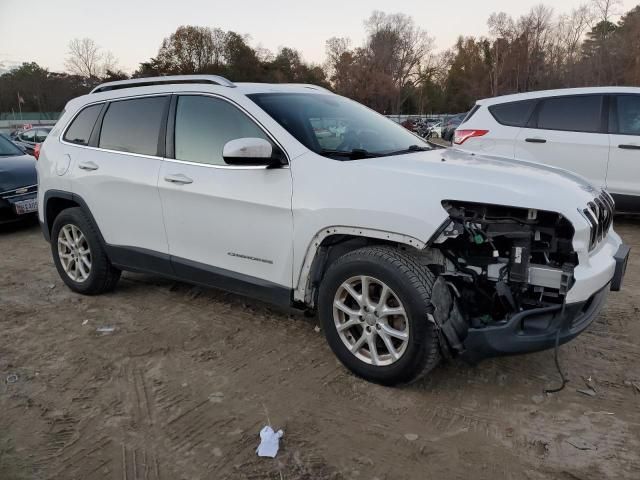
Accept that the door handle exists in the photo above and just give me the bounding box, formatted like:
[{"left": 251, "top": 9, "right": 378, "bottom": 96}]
[
  {"left": 164, "top": 173, "right": 193, "bottom": 185},
  {"left": 78, "top": 160, "right": 99, "bottom": 171},
  {"left": 619, "top": 144, "right": 640, "bottom": 150},
  {"left": 525, "top": 138, "right": 547, "bottom": 143}
]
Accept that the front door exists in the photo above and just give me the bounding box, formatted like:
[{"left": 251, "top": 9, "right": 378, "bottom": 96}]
[{"left": 158, "top": 94, "right": 293, "bottom": 299}]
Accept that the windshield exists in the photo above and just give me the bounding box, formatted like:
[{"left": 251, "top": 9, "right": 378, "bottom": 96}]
[
  {"left": 0, "top": 135, "right": 23, "bottom": 156},
  {"left": 248, "top": 93, "right": 429, "bottom": 159}
]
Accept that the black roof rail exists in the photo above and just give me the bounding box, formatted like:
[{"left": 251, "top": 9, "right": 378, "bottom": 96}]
[{"left": 90, "top": 75, "right": 236, "bottom": 94}]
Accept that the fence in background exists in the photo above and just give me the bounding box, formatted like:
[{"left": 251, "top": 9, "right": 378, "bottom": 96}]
[{"left": 0, "top": 112, "right": 62, "bottom": 133}]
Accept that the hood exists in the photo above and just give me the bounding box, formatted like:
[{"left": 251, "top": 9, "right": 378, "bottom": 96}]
[
  {"left": 361, "top": 148, "right": 599, "bottom": 214},
  {"left": 0, "top": 155, "right": 37, "bottom": 193}
]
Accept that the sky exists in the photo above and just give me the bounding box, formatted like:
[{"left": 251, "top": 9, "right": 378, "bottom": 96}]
[{"left": 0, "top": 0, "right": 637, "bottom": 74}]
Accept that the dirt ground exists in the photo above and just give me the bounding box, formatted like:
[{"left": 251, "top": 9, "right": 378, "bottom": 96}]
[{"left": 1, "top": 218, "right": 639, "bottom": 480}]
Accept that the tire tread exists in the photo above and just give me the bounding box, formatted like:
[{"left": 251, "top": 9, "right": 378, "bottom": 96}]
[{"left": 323, "top": 245, "right": 441, "bottom": 384}]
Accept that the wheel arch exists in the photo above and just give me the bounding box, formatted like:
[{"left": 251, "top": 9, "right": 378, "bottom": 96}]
[
  {"left": 42, "top": 190, "right": 105, "bottom": 246},
  {"left": 294, "top": 226, "right": 427, "bottom": 307}
]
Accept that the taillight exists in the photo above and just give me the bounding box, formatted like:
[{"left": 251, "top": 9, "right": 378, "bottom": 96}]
[
  {"left": 453, "top": 129, "right": 489, "bottom": 145},
  {"left": 34, "top": 143, "right": 41, "bottom": 160}
]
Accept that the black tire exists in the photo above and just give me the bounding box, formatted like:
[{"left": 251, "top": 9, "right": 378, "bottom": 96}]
[
  {"left": 51, "top": 207, "right": 121, "bottom": 295},
  {"left": 318, "top": 246, "right": 440, "bottom": 385}
]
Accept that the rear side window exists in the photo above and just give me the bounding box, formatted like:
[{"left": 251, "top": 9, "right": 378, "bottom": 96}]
[
  {"left": 536, "top": 95, "right": 603, "bottom": 133},
  {"left": 489, "top": 100, "right": 537, "bottom": 127},
  {"left": 64, "top": 104, "right": 102, "bottom": 145},
  {"left": 99, "top": 96, "right": 167, "bottom": 156},
  {"left": 613, "top": 95, "right": 640, "bottom": 135}
]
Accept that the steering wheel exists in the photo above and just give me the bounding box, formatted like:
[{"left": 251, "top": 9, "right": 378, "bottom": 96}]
[{"left": 337, "top": 129, "right": 380, "bottom": 151}]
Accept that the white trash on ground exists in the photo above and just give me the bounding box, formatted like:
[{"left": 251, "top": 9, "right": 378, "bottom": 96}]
[
  {"left": 96, "top": 326, "right": 115, "bottom": 334},
  {"left": 256, "top": 426, "right": 284, "bottom": 458}
]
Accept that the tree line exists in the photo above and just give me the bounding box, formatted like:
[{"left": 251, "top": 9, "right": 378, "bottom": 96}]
[{"left": 1, "top": 0, "right": 639, "bottom": 118}]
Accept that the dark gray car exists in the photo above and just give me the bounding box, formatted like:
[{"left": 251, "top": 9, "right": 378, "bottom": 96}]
[{"left": 0, "top": 135, "right": 38, "bottom": 224}]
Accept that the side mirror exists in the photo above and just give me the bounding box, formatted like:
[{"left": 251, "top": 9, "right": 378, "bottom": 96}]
[{"left": 223, "top": 138, "right": 283, "bottom": 167}]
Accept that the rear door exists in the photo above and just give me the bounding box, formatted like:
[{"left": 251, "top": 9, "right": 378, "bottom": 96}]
[
  {"left": 606, "top": 94, "right": 640, "bottom": 210},
  {"left": 67, "top": 95, "right": 170, "bottom": 260},
  {"left": 514, "top": 95, "right": 609, "bottom": 188}
]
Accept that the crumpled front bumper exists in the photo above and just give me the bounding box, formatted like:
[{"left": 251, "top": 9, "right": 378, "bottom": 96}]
[
  {"left": 461, "top": 284, "right": 610, "bottom": 364},
  {"left": 460, "top": 239, "right": 630, "bottom": 364}
]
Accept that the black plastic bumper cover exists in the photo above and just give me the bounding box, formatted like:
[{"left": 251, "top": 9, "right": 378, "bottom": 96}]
[
  {"left": 461, "top": 285, "right": 610, "bottom": 364},
  {"left": 0, "top": 193, "right": 37, "bottom": 225},
  {"left": 611, "top": 243, "right": 630, "bottom": 291}
]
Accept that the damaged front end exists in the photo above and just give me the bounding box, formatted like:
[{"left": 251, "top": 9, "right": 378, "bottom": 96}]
[{"left": 424, "top": 200, "right": 583, "bottom": 361}]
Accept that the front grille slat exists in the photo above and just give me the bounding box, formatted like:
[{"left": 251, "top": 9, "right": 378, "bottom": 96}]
[{"left": 584, "top": 191, "right": 613, "bottom": 251}]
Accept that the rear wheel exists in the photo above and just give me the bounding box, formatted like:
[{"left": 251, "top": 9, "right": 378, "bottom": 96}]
[
  {"left": 318, "top": 246, "right": 440, "bottom": 385},
  {"left": 51, "top": 207, "right": 121, "bottom": 295}
]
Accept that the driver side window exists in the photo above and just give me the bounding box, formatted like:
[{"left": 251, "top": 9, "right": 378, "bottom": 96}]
[{"left": 175, "top": 95, "right": 270, "bottom": 166}]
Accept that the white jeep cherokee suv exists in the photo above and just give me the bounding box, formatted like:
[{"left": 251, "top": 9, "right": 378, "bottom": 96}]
[
  {"left": 37, "top": 76, "right": 629, "bottom": 385},
  {"left": 452, "top": 87, "right": 640, "bottom": 213}
]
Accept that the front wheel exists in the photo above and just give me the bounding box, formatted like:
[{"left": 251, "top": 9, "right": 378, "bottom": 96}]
[{"left": 318, "top": 246, "right": 441, "bottom": 385}]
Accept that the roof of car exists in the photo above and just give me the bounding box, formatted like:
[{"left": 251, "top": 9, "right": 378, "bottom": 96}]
[
  {"left": 89, "top": 75, "right": 331, "bottom": 96},
  {"left": 477, "top": 86, "right": 640, "bottom": 106},
  {"left": 233, "top": 82, "right": 331, "bottom": 95},
  {"left": 68, "top": 77, "right": 333, "bottom": 112}
]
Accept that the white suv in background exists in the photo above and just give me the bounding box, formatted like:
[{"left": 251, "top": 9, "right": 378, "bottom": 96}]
[
  {"left": 452, "top": 87, "right": 640, "bottom": 213},
  {"left": 37, "top": 76, "right": 628, "bottom": 385}
]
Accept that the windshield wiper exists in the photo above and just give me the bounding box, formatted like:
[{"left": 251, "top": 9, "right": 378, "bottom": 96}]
[
  {"left": 320, "top": 148, "right": 382, "bottom": 160},
  {"left": 382, "top": 144, "right": 431, "bottom": 156}
]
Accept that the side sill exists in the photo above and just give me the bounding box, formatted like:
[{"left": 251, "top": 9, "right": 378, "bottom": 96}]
[
  {"left": 105, "top": 245, "right": 174, "bottom": 277},
  {"left": 172, "top": 255, "right": 292, "bottom": 307},
  {"left": 105, "top": 244, "right": 292, "bottom": 308}
]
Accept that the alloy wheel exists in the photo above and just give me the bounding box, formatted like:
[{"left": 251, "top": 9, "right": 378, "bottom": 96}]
[
  {"left": 57, "top": 224, "right": 92, "bottom": 283},
  {"left": 333, "top": 275, "right": 409, "bottom": 366}
]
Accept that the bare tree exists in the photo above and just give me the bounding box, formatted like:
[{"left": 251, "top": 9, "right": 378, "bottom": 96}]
[
  {"left": 364, "top": 11, "right": 435, "bottom": 112},
  {"left": 324, "top": 37, "right": 351, "bottom": 79},
  {"left": 591, "top": 0, "right": 622, "bottom": 24},
  {"left": 565, "top": 5, "right": 593, "bottom": 62},
  {"left": 587, "top": 0, "right": 622, "bottom": 82},
  {"left": 549, "top": 5, "right": 593, "bottom": 85},
  {"left": 65, "top": 38, "right": 104, "bottom": 78},
  {"left": 488, "top": 12, "right": 517, "bottom": 95},
  {"left": 102, "top": 51, "right": 119, "bottom": 73}
]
